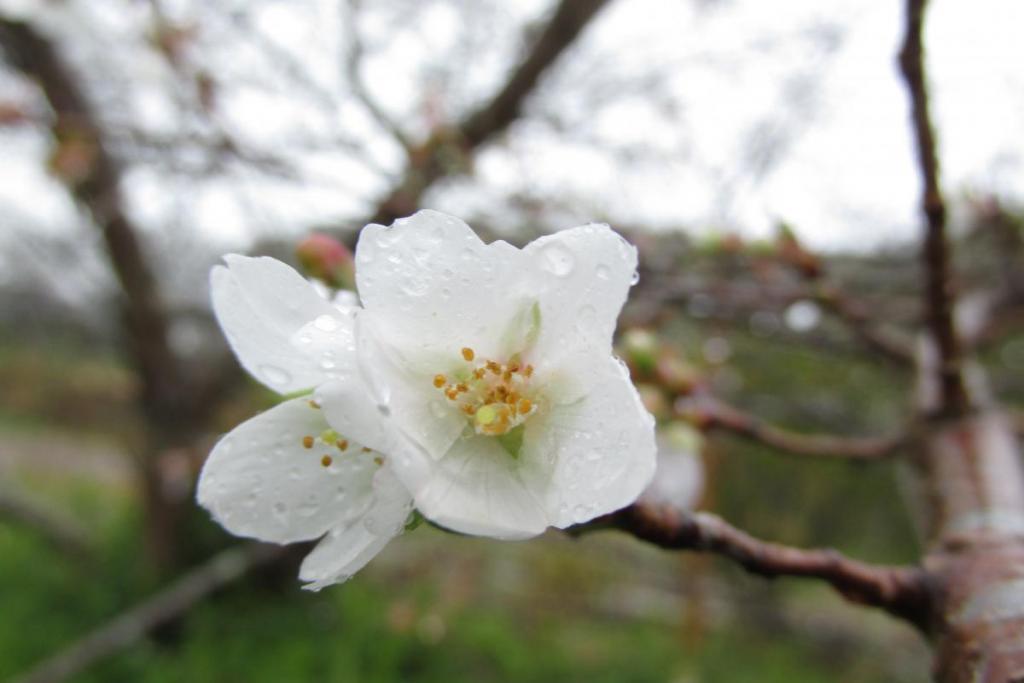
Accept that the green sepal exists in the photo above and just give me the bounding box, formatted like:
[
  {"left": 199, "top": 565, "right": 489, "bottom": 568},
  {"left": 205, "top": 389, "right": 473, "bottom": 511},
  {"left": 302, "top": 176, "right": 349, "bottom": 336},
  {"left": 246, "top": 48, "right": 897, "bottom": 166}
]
[{"left": 496, "top": 424, "right": 526, "bottom": 459}]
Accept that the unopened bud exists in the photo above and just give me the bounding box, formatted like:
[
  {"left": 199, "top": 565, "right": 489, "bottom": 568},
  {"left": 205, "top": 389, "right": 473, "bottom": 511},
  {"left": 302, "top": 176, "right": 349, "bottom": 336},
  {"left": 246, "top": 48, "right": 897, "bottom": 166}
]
[{"left": 296, "top": 233, "right": 355, "bottom": 290}]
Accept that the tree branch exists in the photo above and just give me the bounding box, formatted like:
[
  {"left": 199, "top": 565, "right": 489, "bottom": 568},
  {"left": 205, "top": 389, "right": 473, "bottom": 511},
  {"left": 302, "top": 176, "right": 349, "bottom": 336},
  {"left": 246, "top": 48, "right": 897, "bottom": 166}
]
[
  {"left": 344, "top": 0, "right": 413, "bottom": 152},
  {"left": 11, "top": 544, "right": 285, "bottom": 683},
  {"left": 811, "top": 282, "right": 916, "bottom": 366},
  {"left": 680, "top": 396, "right": 906, "bottom": 461},
  {"left": 899, "top": 0, "right": 969, "bottom": 417},
  {"left": 369, "top": 0, "right": 611, "bottom": 224},
  {"left": 583, "top": 503, "right": 931, "bottom": 628}
]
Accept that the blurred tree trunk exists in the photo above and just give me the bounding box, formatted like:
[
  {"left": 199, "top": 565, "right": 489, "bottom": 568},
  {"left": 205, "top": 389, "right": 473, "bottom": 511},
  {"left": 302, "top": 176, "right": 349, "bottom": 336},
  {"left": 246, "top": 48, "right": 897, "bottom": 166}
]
[{"left": 0, "top": 16, "right": 199, "bottom": 573}]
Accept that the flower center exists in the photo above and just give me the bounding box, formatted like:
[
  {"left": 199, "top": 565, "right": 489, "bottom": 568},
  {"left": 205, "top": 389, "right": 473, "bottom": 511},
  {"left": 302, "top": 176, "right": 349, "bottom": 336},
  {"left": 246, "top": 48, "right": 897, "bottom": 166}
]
[{"left": 433, "top": 346, "right": 536, "bottom": 436}]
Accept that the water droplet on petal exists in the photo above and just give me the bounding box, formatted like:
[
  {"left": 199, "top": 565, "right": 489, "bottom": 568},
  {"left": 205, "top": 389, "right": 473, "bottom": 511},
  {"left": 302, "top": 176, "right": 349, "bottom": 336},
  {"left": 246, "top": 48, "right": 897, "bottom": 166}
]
[
  {"left": 540, "top": 243, "right": 575, "bottom": 277},
  {"left": 258, "top": 364, "right": 291, "bottom": 386},
  {"left": 297, "top": 497, "right": 319, "bottom": 517},
  {"left": 630, "top": 270, "right": 640, "bottom": 285},
  {"left": 314, "top": 314, "right": 339, "bottom": 332}
]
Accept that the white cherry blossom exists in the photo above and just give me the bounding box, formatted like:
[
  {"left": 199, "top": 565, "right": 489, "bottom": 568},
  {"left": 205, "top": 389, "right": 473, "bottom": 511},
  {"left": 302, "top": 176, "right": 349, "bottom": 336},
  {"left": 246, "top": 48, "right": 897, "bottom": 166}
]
[
  {"left": 198, "top": 210, "right": 657, "bottom": 587},
  {"left": 314, "top": 210, "right": 657, "bottom": 539},
  {"left": 198, "top": 255, "right": 411, "bottom": 590}
]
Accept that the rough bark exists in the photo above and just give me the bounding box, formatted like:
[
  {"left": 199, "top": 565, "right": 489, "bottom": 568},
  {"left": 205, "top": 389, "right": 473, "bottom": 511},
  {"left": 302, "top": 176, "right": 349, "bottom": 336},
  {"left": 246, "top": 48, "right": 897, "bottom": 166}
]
[{"left": 898, "top": 0, "right": 1024, "bottom": 678}]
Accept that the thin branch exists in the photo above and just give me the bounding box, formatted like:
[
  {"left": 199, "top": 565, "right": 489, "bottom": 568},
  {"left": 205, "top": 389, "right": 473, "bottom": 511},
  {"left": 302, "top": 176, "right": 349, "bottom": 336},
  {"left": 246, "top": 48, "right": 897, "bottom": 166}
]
[
  {"left": 899, "top": 0, "right": 969, "bottom": 416},
  {"left": 0, "top": 486, "right": 93, "bottom": 560},
  {"left": 343, "top": 0, "right": 413, "bottom": 152},
  {"left": 369, "top": 0, "right": 611, "bottom": 224},
  {"left": 582, "top": 503, "right": 931, "bottom": 628},
  {"left": 811, "top": 282, "right": 916, "bottom": 366},
  {"left": 12, "top": 544, "right": 284, "bottom": 683},
  {"left": 680, "top": 396, "right": 906, "bottom": 461}
]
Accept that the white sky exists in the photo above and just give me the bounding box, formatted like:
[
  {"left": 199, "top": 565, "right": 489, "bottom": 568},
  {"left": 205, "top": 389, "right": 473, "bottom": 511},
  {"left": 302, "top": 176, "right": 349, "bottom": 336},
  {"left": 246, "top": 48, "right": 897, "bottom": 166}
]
[{"left": 1, "top": 0, "right": 1022, "bottom": 256}]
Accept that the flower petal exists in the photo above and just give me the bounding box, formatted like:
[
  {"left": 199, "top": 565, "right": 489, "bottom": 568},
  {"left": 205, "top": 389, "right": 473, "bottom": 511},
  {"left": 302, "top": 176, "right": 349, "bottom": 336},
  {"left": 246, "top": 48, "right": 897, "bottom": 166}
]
[
  {"left": 211, "top": 256, "right": 351, "bottom": 393},
  {"left": 522, "top": 224, "right": 638, "bottom": 364},
  {"left": 299, "top": 467, "right": 412, "bottom": 591},
  {"left": 412, "top": 433, "right": 549, "bottom": 540},
  {"left": 355, "top": 210, "right": 528, "bottom": 359},
  {"left": 520, "top": 355, "right": 656, "bottom": 528},
  {"left": 197, "top": 397, "right": 379, "bottom": 544}
]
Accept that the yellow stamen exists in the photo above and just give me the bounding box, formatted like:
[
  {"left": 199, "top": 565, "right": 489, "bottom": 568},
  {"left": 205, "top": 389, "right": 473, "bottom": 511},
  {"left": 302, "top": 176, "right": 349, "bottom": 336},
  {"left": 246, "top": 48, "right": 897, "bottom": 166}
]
[
  {"left": 518, "top": 398, "right": 532, "bottom": 414},
  {"left": 321, "top": 455, "right": 333, "bottom": 467},
  {"left": 337, "top": 439, "right": 349, "bottom": 452},
  {"left": 433, "top": 374, "right": 446, "bottom": 388},
  {"left": 302, "top": 435, "right": 314, "bottom": 449},
  {"left": 461, "top": 347, "right": 475, "bottom": 361}
]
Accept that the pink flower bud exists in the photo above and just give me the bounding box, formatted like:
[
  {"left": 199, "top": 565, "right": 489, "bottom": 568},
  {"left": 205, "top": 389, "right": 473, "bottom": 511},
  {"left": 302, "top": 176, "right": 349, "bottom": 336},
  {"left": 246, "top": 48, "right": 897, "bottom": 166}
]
[{"left": 296, "top": 233, "right": 355, "bottom": 290}]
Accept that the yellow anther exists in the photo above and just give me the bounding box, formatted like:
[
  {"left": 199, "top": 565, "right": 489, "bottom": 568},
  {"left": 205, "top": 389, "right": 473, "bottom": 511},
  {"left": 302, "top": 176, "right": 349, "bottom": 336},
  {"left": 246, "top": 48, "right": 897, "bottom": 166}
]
[
  {"left": 461, "top": 404, "right": 477, "bottom": 415},
  {"left": 302, "top": 435, "right": 314, "bottom": 449},
  {"left": 373, "top": 456, "right": 384, "bottom": 466},
  {"left": 473, "top": 368, "right": 486, "bottom": 380},
  {"left": 321, "top": 455, "right": 333, "bottom": 467},
  {"left": 362, "top": 447, "right": 372, "bottom": 453},
  {"left": 506, "top": 391, "right": 519, "bottom": 406},
  {"left": 524, "top": 365, "right": 534, "bottom": 378},
  {"left": 518, "top": 398, "right": 532, "bottom": 414},
  {"left": 433, "top": 374, "right": 446, "bottom": 388},
  {"left": 308, "top": 399, "right": 321, "bottom": 409},
  {"left": 337, "top": 439, "right": 349, "bottom": 452},
  {"left": 445, "top": 388, "right": 459, "bottom": 401},
  {"left": 461, "top": 347, "right": 475, "bottom": 361},
  {"left": 456, "top": 383, "right": 469, "bottom": 394},
  {"left": 503, "top": 370, "right": 512, "bottom": 382},
  {"left": 487, "top": 361, "right": 501, "bottom": 374}
]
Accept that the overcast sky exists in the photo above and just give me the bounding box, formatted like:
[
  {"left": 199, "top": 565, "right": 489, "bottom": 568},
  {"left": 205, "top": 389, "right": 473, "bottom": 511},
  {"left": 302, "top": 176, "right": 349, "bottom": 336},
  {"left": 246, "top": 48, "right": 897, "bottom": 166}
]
[{"left": 1, "top": 0, "right": 1022, "bottom": 256}]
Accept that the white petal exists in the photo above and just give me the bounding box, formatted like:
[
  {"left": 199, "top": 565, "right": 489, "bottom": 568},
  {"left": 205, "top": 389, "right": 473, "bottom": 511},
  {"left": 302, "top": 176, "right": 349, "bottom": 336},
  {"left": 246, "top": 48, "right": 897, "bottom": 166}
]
[
  {"left": 196, "top": 397, "right": 379, "bottom": 544},
  {"left": 299, "top": 467, "right": 412, "bottom": 591},
  {"left": 211, "top": 256, "right": 352, "bottom": 393},
  {"left": 223, "top": 254, "right": 338, "bottom": 332},
  {"left": 522, "top": 225, "right": 637, "bottom": 364},
  {"left": 413, "top": 433, "right": 548, "bottom": 540},
  {"left": 520, "top": 355, "right": 656, "bottom": 528},
  {"left": 354, "top": 210, "right": 528, "bottom": 359}
]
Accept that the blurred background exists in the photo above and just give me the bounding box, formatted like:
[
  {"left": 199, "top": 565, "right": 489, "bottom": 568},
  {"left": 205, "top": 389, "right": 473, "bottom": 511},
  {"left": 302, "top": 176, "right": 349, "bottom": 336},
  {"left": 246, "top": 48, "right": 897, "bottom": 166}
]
[{"left": 1, "top": 0, "right": 1023, "bottom": 681}]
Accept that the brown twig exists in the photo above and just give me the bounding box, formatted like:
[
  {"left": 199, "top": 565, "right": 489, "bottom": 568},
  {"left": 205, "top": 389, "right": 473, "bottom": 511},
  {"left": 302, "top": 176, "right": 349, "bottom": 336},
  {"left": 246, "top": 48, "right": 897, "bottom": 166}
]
[
  {"left": 899, "top": 0, "right": 969, "bottom": 417},
  {"left": 681, "top": 396, "right": 906, "bottom": 461},
  {"left": 811, "top": 282, "right": 916, "bottom": 366},
  {"left": 343, "top": 0, "right": 413, "bottom": 152},
  {"left": 584, "top": 503, "right": 931, "bottom": 628},
  {"left": 11, "top": 544, "right": 285, "bottom": 683},
  {"left": 369, "top": 0, "right": 611, "bottom": 224}
]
